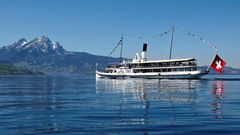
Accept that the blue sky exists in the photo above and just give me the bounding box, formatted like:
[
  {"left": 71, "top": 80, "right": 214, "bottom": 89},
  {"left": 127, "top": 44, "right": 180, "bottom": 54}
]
[{"left": 0, "top": 0, "right": 239, "bottom": 67}]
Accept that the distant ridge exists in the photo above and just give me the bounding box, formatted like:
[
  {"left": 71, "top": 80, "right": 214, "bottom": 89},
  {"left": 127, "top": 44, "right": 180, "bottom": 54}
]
[
  {"left": 0, "top": 36, "right": 239, "bottom": 74},
  {"left": 200, "top": 66, "right": 240, "bottom": 75},
  {"left": 0, "top": 36, "right": 120, "bottom": 74}
]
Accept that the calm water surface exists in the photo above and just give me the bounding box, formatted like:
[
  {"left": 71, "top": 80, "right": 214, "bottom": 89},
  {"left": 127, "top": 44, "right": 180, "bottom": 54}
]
[{"left": 0, "top": 75, "right": 240, "bottom": 135}]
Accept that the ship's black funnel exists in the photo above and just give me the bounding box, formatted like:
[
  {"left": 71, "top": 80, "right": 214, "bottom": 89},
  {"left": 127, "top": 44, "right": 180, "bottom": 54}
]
[{"left": 143, "top": 43, "right": 147, "bottom": 52}]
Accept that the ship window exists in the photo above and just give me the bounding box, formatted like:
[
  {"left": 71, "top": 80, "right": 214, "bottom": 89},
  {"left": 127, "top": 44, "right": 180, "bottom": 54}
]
[
  {"left": 179, "top": 68, "right": 184, "bottom": 71},
  {"left": 189, "top": 61, "right": 197, "bottom": 66}
]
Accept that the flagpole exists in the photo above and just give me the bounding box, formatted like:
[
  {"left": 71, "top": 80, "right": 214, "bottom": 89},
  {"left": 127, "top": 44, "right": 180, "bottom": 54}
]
[
  {"left": 207, "top": 55, "right": 216, "bottom": 71},
  {"left": 208, "top": 52, "right": 219, "bottom": 71},
  {"left": 169, "top": 25, "right": 174, "bottom": 59}
]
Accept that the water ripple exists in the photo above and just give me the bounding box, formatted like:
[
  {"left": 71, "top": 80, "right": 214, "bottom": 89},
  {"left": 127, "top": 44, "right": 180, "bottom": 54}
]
[{"left": 0, "top": 75, "right": 240, "bottom": 134}]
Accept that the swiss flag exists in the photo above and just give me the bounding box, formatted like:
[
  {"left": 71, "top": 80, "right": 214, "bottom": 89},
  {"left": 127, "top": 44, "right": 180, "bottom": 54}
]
[{"left": 211, "top": 54, "right": 226, "bottom": 73}]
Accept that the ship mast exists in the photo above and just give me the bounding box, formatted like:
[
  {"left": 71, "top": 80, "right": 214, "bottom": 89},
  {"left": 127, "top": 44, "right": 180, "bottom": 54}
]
[
  {"left": 120, "top": 33, "right": 123, "bottom": 63},
  {"left": 169, "top": 25, "right": 175, "bottom": 59}
]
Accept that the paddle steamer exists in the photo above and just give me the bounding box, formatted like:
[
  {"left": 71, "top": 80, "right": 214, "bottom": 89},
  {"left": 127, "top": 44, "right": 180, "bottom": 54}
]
[{"left": 96, "top": 27, "right": 209, "bottom": 79}]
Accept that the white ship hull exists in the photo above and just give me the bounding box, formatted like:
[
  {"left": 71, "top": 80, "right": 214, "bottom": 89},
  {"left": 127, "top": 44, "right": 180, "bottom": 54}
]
[{"left": 96, "top": 70, "right": 209, "bottom": 79}]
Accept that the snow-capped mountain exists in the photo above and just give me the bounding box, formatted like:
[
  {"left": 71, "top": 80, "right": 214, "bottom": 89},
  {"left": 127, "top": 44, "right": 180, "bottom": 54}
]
[
  {"left": 2, "top": 36, "right": 67, "bottom": 55},
  {"left": 0, "top": 36, "right": 119, "bottom": 73}
]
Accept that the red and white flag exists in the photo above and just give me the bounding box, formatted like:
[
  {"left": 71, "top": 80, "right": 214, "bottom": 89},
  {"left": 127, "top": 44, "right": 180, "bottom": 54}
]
[{"left": 211, "top": 54, "right": 226, "bottom": 73}]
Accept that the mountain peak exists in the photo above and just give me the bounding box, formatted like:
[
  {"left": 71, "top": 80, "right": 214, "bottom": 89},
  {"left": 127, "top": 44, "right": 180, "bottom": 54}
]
[
  {"left": 1, "top": 35, "right": 67, "bottom": 55},
  {"left": 17, "top": 38, "right": 27, "bottom": 43},
  {"left": 35, "top": 35, "right": 53, "bottom": 46},
  {"left": 37, "top": 35, "right": 49, "bottom": 42},
  {"left": 16, "top": 38, "right": 27, "bottom": 46},
  {"left": 26, "top": 36, "right": 67, "bottom": 54},
  {"left": 53, "top": 42, "right": 60, "bottom": 49}
]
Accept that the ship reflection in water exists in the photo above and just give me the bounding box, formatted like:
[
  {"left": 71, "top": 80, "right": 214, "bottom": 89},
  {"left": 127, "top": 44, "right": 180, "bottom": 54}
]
[
  {"left": 96, "top": 79, "right": 231, "bottom": 134},
  {"left": 96, "top": 78, "right": 199, "bottom": 104},
  {"left": 212, "top": 81, "right": 224, "bottom": 119},
  {"left": 96, "top": 78, "right": 203, "bottom": 127}
]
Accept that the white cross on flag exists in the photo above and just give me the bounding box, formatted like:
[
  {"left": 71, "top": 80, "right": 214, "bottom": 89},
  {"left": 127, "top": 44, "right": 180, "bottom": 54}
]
[{"left": 211, "top": 54, "right": 226, "bottom": 73}]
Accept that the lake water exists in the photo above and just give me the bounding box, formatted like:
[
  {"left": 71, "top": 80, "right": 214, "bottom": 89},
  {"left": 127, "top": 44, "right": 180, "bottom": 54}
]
[{"left": 0, "top": 75, "right": 240, "bottom": 135}]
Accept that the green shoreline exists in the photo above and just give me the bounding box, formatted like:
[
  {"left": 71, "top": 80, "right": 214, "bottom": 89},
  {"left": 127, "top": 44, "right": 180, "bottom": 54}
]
[{"left": 0, "top": 64, "right": 43, "bottom": 75}]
